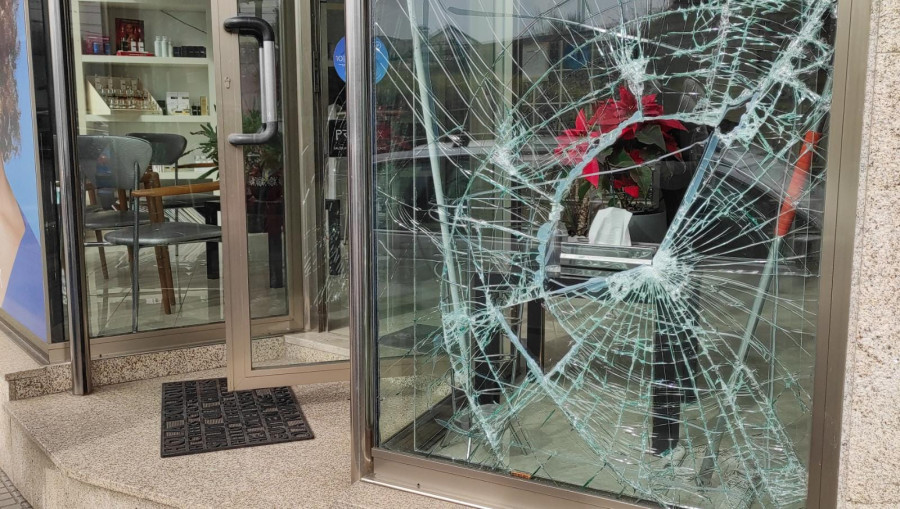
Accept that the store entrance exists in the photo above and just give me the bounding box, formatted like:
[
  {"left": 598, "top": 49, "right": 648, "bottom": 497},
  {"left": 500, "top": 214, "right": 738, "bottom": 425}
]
[{"left": 65, "top": 0, "right": 347, "bottom": 377}]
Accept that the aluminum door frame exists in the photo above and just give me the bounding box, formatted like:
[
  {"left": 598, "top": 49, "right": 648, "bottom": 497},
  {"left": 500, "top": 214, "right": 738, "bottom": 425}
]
[{"left": 212, "top": 0, "right": 349, "bottom": 391}]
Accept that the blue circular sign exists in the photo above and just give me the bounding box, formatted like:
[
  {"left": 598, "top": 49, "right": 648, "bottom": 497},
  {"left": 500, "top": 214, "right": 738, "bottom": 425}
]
[
  {"left": 333, "top": 37, "right": 389, "bottom": 84},
  {"left": 334, "top": 37, "right": 347, "bottom": 81}
]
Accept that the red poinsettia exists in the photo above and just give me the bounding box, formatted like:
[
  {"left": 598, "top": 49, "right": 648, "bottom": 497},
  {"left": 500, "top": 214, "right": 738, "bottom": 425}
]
[
  {"left": 553, "top": 109, "right": 602, "bottom": 186},
  {"left": 554, "top": 86, "right": 687, "bottom": 196},
  {"left": 589, "top": 86, "right": 686, "bottom": 145}
]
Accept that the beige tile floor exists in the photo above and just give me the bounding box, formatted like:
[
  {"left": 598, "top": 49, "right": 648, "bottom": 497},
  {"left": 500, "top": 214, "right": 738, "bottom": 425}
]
[
  {"left": 0, "top": 333, "right": 40, "bottom": 401},
  {"left": 0, "top": 329, "right": 457, "bottom": 508},
  {"left": 3, "top": 369, "right": 462, "bottom": 509},
  {"left": 0, "top": 328, "right": 42, "bottom": 508}
]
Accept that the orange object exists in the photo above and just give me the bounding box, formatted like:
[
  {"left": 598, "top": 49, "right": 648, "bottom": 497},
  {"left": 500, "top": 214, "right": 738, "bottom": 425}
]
[
  {"left": 509, "top": 470, "right": 533, "bottom": 480},
  {"left": 776, "top": 131, "right": 821, "bottom": 237}
]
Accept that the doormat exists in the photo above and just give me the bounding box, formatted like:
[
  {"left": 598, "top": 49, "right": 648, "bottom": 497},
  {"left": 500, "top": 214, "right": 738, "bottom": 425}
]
[{"left": 161, "top": 378, "right": 314, "bottom": 457}]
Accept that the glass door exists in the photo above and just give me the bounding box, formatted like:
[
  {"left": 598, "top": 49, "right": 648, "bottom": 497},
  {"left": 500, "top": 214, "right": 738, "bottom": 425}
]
[{"left": 212, "top": 0, "right": 349, "bottom": 390}]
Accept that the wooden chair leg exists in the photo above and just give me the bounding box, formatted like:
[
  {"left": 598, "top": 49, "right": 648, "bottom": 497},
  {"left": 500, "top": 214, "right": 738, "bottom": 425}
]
[
  {"left": 117, "top": 189, "right": 129, "bottom": 211},
  {"left": 154, "top": 246, "right": 172, "bottom": 315},
  {"left": 95, "top": 230, "right": 109, "bottom": 280},
  {"left": 161, "top": 246, "right": 177, "bottom": 311}
]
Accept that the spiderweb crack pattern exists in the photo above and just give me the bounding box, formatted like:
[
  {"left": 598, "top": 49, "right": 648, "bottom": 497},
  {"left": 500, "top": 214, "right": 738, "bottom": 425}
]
[{"left": 375, "top": 0, "right": 834, "bottom": 506}]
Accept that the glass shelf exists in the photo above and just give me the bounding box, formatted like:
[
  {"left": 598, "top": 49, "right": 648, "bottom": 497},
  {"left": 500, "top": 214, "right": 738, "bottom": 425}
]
[
  {"left": 84, "top": 114, "right": 213, "bottom": 123},
  {"left": 77, "top": 0, "right": 207, "bottom": 12},
  {"left": 81, "top": 55, "right": 210, "bottom": 66}
]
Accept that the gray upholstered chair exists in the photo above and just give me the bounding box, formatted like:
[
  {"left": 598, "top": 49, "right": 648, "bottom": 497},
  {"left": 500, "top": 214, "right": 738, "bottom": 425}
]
[
  {"left": 83, "top": 136, "right": 220, "bottom": 331},
  {"left": 79, "top": 135, "right": 152, "bottom": 280}
]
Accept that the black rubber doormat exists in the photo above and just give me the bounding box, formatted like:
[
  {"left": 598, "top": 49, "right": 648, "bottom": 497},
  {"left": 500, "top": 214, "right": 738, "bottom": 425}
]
[{"left": 161, "top": 378, "right": 314, "bottom": 457}]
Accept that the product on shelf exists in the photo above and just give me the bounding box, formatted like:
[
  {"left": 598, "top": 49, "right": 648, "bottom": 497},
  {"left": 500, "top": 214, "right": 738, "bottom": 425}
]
[
  {"left": 114, "top": 51, "right": 154, "bottom": 57},
  {"left": 166, "top": 92, "right": 191, "bottom": 115},
  {"left": 83, "top": 33, "right": 110, "bottom": 55},
  {"left": 87, "top": 75, "right": 161, "bottom": 114},
  {"left": 115, "top": 18, "right": 145, "bottom": 53},
  {"left": 172, "top": 46, "right": 207, "bottom": 58}
]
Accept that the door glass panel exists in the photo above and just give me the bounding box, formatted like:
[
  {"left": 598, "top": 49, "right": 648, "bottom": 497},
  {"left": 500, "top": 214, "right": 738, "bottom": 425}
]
[
  {"left": 236, "top": 0, "right": 350, "bottom": 369},
  {"left": 70, "top": 0, "right": 222, "bottom": 337},
  {"left": 321, "top": 0, "right": 350, "bottom": 336},
  {"left": 235, "top": 0, "right": 292, "bottom": 368},
  {"left": 235, "top": 0, "right": 288, "bottom": 323},
  {"left": 375, "top": 0, "right": 836, "bottom": 507}
]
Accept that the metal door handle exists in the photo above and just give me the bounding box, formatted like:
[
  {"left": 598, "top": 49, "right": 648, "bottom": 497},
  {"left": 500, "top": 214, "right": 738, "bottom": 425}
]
[{"left": 223, "top": 16, "right": 277, "bottom": 146}]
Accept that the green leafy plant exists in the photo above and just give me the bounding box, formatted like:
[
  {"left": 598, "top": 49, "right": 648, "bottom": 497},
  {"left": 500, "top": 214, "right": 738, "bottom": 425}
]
[
  {"left": 189, "top": 122, "right": 219, "bottom": 180},
  {"left": 188, "top": 109, "right": 283, "bottom": 180},
  {"left": 241, "top": 109, "right": 283, "bottom": 172}
]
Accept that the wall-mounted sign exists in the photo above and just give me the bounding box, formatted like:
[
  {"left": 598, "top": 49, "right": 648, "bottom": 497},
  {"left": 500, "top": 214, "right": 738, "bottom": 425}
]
[
  {"left": 333, "top": 36, "right": 389, "bottom": 84},
  {"left": 0, "top": 0, "right": 49, "bottom": 341},
  {"left": 328, "top": 118, "right": 348, "bottom": 157}
]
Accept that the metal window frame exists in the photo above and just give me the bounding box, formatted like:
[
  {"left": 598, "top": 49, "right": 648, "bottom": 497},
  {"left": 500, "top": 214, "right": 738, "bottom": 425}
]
[
  {"left": 347, "top": 0, "right": 871, "bottom": 505},
  {"left": 48, "top": 0, "right": 92, "bottom": 394}
]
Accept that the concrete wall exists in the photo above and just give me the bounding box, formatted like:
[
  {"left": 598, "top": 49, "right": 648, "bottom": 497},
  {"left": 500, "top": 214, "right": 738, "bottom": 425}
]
[{"left": 838, "top": 0, "right": 900, "bottom": 505}]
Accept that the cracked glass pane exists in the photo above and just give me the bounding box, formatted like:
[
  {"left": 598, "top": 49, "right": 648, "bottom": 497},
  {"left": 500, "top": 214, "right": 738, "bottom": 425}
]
[{"left": 374, "top": 0, "right": 835, "bottom": 506}]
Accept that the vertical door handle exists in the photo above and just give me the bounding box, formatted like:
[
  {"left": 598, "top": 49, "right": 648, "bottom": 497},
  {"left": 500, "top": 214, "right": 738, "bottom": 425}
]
[{"left": 223, "top": 16, "right": 278, "bottom": 146}]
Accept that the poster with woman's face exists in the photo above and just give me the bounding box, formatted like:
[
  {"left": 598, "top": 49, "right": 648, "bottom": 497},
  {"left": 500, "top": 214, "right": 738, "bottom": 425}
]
[
  {"left": 115, "top": 18, "right": 144, "bottom": 47},
  {"left": 0, "top": 0, "right": 49, "bottom": 341}
]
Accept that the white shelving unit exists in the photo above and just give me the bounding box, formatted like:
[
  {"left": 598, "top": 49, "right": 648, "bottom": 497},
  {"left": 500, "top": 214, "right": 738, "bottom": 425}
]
[
  {"left": 84, "top": 114, "right": 214, "bottom": 123},
  {"left": 78, "top": 0, "right": 206, "bottom": 12},
  {"left": 72, "top": 0, "right": 216, "bottom": 165},
  {"left": 81, "top": 55, "right": 211, "bottom": 66}
]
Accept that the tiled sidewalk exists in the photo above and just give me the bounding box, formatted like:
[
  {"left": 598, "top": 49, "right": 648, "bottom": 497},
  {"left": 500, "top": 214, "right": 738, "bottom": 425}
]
[{"left": 0, "top": 469, "right": 31, "bottom": 509}]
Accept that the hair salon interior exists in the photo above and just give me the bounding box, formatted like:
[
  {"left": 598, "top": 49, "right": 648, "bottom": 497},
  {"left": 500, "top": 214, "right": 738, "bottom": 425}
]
[{"left": 0, "top": 0, "right": 896, "bottom": 506}]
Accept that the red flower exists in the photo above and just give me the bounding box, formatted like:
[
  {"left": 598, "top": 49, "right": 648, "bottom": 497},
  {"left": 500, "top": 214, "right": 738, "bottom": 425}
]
[
  {"left": 612, "top": 174, "right": 641, "bottom": 200},
  {"left": 555, "top": 86, "right": 688, "bottom": 190},
  {"left": 664, "top": 132, "right": 682, "bottom": 160},
  {"left": 627, "top": 149, "right": 644, "bottom": 165},
  {"left": 588, "top": 86, "right": 687, "bottom": 141},
  {"left": 581, "top": 159, "right": 600, "bottom": 187},
  {"left": 554, "top": 109, "right": 601, "bottom": 187}
]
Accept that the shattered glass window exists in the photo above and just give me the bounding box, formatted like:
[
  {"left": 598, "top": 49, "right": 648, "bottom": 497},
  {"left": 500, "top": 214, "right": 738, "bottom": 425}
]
[{"left": 373, "top": 0, "right": 835, "bottom": 506}]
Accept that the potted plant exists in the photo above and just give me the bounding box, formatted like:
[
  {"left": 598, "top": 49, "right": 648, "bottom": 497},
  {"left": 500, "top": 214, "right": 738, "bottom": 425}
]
[
  {"left": 190, "top": 122, "right": 218, "bottom": 180},
  {"left": 190, "top": 111, "right": 283, "bottom": 234},
  {"left": 555, "top": 85, "right": 686, "bottom": 242}
]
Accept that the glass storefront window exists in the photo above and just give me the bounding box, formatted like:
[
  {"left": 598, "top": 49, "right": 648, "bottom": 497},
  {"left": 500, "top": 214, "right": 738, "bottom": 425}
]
[
  {"left": 374, "top": 0, "right": 836, "bottom": 506},
  {"left": 70, "top": 0, "right": 228, "bottom": 337}
]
